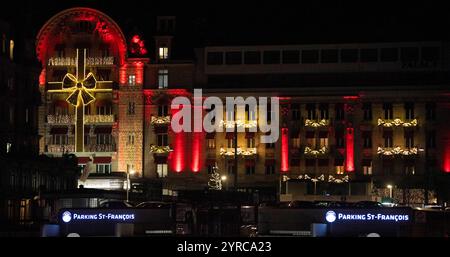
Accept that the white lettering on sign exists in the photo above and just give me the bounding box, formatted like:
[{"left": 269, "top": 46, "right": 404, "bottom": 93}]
[
  {"left": 327, "top": 210, "right": 409, "bottom": 223},
  {"left": 67, "top": 212, "right": 135, "bottom": 222}
]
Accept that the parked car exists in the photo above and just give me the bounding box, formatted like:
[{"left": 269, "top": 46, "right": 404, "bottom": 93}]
[
  {"left": 136, "top": 201, "right": 172, "bottom": 209},
  {"left": 354, "top": 201, "right": 383, "bottom": 208},
  {"left": 287, "top": 201, "right": 316, "bottom": 208},
  {"left": 98, "top": 200, "right": 134, "bottom": 208}
]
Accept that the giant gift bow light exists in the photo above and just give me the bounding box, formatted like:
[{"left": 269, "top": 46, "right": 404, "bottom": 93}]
[{"left": 48, "top": 49, "right": 112, "bottom": 152}]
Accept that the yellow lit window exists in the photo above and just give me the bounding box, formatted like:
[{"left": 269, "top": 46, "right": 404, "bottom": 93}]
[
  {"left": 159, "top": 47, "right": 168, "bottom": 59},
  {"left": 9, "top": 40, "right": 14, "bottom": 60},
  {"left": 336, "top": 165, "right": 344, "bottom": 175}
]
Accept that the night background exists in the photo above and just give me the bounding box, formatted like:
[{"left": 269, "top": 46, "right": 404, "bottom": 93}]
[{"left": 1, "top": 0, "right": 450, "bottom": 243}]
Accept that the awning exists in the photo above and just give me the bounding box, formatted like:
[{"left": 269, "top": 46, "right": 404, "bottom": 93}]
[
  {"left": 77, "top": 157, "right": 92, "bottom": 164},
  {"left": 93, "top": 156, "right": 112, "bottom": 164},
  {"left": 50, "top": 127, "right": 68, "bottom": 134},
  {"left": 94, "top": 126, "right": 112, "bottom": 134}
]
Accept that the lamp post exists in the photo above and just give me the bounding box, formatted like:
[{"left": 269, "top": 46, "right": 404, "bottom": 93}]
[
  {"left": 126, "top": 168, "right": 135, "bottom": 202},
  {"left": 387, "top": 184, "right": 393, "bottom": 198}
]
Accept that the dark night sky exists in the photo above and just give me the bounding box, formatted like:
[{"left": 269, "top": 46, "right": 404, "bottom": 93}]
[{"left": 1, "top": 0, "right": 449, "bottom": 47}]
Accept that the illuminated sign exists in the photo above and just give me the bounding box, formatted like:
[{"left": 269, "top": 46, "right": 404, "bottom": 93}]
[
  {"left": 325, "top": 209, "right": 411, "bottom": 223},
  {"left": 61, "top": 210, "right": 136, "bottom": 223}
]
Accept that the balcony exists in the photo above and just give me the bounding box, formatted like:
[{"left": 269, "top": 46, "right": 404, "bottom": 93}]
[
  {"left": 47, "top": 114, "right": 74, "bottom": 124},
  {"left": 219, "top": 147, "right": 257, "bottom": 157},
  {"left": 377, "top": 118, "right": 418, "bottom": 128},
  {"left": 86, "top": 144, "right": 116, "bottom": 152},
  {"left": 84, "top": 115, "right": 115, "bottom": 124},
  {"left": 150, "top": 145, "right": 173, "bottom": 154},
  {"left": 151, "top": 116, "right": 171, "bottom": 125},
  {"left": 219, "top": 120, "right": 257, "bottom": 129},
  {"left": 304, "top": 119, "right": 330, "bottom": 128},
  {"left": 304, "top": 146, "right": 328, "bottom": 156},
  {"left": 377, "top": 146, "right": 419, "bottom": 156},
  {"left": 46, "top": 144, "right": 75, "bottom": 153}
]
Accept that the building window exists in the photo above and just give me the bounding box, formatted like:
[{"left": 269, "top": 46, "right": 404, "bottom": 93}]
[
  {"left": 362, "top": 103, "right": 372, "bottom": 120},
  {"left": 383, "top": 132, "right": 393, "bottom": 148},
  {"left": 426, "top": 131, "right": 436, "bottom": 149},
  {"left": 335, "top": 130, "right": 344, "bottom": 148},
  {"left": 340, "top": 49, "right": 358, "bottom": 63},
  {"left": 158, "top": 69, "right": 168, "bottom": 89},
  {"left": 207, "top": 139, "right": 215, "bottom": 149},
  {"left": 25, "top": 108, "right": 29, "bottom": 124},
  {"left": 360, "top": 48, "right": 378, "bottom": 62},
  {"left": 207, "top": 165, "right": 215, "bottom": 174},
  {"left": 227, "top": 164, "right": 235, "bottom": 175},
  {"left": 128, "top": 75, "right": 136, "bottom": 86},
  {"left": 53, "top": 134, "right": 68, "bottom": 145},
  {"left": 291, "top": 104, "right": 300, "bottom": 120},
  {"left": 292, "top": 137, "right": 300, "bottom": 149},
  {"left": 245, "top": 166, "right": 255, "bottom": 175},
  {"left": 127, "top": 164, "right": 135, "bottom": 174},
  {"left": 405, "top": 132, "right": 414, "bottom": 148},
  {"left": 244, "top": 51, "right": 261, "bottom": 64},
  {"left": 9, "top": 106, "right": 14, "bottom": 124},
  {"left": 96, "top": 164, "right": 111, "bottom": 174},
  {"left": 306, "top": 103, "right": 316, "bottom": 119},
  {"left": 319, "top": 104, "right": 329, "bottom": 119},
  {"left": 1, "top": 34, "right": 5, "bottom": 53},
  {"left": 225, "top": 51, "right": 242, "bottom": 65},
  {"left": 319, "top": 136, "right": 328, "bottom": 148},
  {"left": 335, "top": 165, "right": 344, "bottom": 175},
  {"left": 405, "top": 103, "right": 414, "bottom": 119},
  {"left": 9, "top": 40, "right": 14, "bottom": 60},
  {"left": 247, "top": 138, "right": 255, "bottom": 148},
  {"left": 405, "top": 165, "right": 415, "bottom": 175},
  {"left": 301, "top": 50, "right": 319, "bottom": 63},
  {"left": 127, "top": 102, "right": 135, "bottom": 115},
  {"left": 157, "top": 134, "right": 168, "bottom": 146},
  {"left": 306, "top": 132, "right": 316, "bottom": 148},
  {"left": 84, "top": 135, "right": 90, "bottom": 145},
  {"left": 265, "top": 165, "right": 275, "bottom": 175},
  {"left": 400, "top": 47, "right": 419, "bottom": 63},
  {"left": 227, "top": 138, "right": 235, "bottom": 148},
  {"left": 128, "top": 133, "right": 135, "bottom": 145},
  {"left": 362, "top": 160, "right": 372, "bottom": 175},
  {"left": 96, "top": 134, "right": 112, "bottom": 145},
  {"left": 159, "top": 47, "right": 169, "bottom": 60},
  {"left": 305, "top": 159, "right": 315, "bottom": 168},
  {"left": 282, "top": 50, "right": 300, "bottom": 64},
  {"left": 383, "top": 103, "right": 393, "bottom": 119},
  {"left": 426, "top": 102, "right": 436, "bottom": 121},
  {"left": 362, "top": 131, "right": 372, "bottom": 148},
  {"left": 335, "top": 104, "right": 344, "bottom": 120},
  {"left": 380, "top": 48, "right": 398, "bottom": 62},
  {"left": 96, "top": 105, "right": 112, "bottom": 115},
  {"left": 158, "top": 105, "right": 168, "bottom": 116},
  {"left": 263, "top": 50, "right": 281, "bottom": 64},
  {"left": 207, "top": 52, "right": 223, "bottom": 65},
  {"left": 157, "top": 164, "right": 168, "bottom": 177},
  {"left": 6, "top": 142, "right": 12, "bottom": 153},
  {"left": 321, "top": 49, "right": 338, "bottom": 63}
]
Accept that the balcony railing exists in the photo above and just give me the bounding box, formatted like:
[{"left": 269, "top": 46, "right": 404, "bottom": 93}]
[
  {"left": 219, "top": 147, "right": 257, "bottom": 156},
  {"left": 84, "top": 115, "right": 115, "bottom": 123},
  {"left": 47, "top": 115, "right": 74, "bottom": 124},
  {"left": 86, "top": 144, "right": 116, "bottom": 152},
  {"left": 304, "top": 146, "right": 328, "bottom": 156},
  {"left": 219, "top": 120, "right": 257, "bottom": 129},
  {"left": 377, "top": 118, "right": 418, "bottom": 127},
  {"left": 46, "top": 144, "right": 75, "bottom": 153},
  {"left": 304, "top": 119, "right": 330, "bottom": 128},
  {"left": 150, "top": 145, "right": 173, "bottom": 154},
  {"left": 377, "top": 146, "right": 419, "bottom": 156},
  {"left": 151, "top": 116, "right": 171, "bottom": 125}
]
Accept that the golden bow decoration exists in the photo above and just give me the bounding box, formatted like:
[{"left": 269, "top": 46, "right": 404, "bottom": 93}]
[{"left": 62, "top": 72, "right": 97, "bottom": 107}]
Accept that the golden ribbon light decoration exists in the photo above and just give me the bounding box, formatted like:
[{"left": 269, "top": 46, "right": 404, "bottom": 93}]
[{"left": 62, "top": 72, "right": 98, "bottom": 107}]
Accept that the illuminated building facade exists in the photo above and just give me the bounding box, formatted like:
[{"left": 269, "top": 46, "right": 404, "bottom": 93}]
[{"left": 35, "top": 8, "right": 450, "bottom": 205}]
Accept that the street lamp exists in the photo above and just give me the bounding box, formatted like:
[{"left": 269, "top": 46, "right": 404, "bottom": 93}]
[
  {"left": 387, "top": 184, "right": 393, "bottom": 198},
  {"left": 126, "top": 168, "right": 135, "bottom": 202},
  {"left": 221, "top": 175, "right": 227, "bottom": 190}
]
